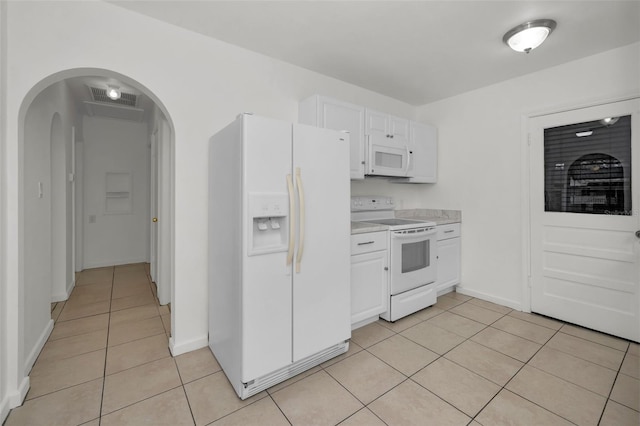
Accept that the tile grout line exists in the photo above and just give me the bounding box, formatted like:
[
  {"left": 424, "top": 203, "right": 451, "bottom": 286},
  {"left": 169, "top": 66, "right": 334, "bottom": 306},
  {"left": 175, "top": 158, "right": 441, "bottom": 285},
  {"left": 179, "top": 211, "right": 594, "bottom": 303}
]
[
  {"left": 597, "top": 343, "right": 632, "bottom": 423},
  {"left": 467, "top": 326, "right": 584, "bottom": 426},
  {"left": 267, "top": 393, "right": 293, "bottom": 426},
  {"left": 97, "top": 266, "right": 115, "bottom": 426},
  {"left": 171, "top": 338, "right": 199, "bottom": 425},
  {"left": 358, "top": 299, "right": 583, "bottom": 425},
  {"left": 342, "top": 302, "right": 490, "bottom": 423}
]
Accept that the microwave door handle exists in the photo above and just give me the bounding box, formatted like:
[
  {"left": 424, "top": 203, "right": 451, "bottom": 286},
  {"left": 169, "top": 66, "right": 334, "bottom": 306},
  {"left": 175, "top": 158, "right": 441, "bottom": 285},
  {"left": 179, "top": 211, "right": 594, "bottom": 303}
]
[
  {"left": 366, "top": 134, "right": 373, "bottom": 173},
  {"left": 405, "top": 145, "right": 411, "bottom": 176}
]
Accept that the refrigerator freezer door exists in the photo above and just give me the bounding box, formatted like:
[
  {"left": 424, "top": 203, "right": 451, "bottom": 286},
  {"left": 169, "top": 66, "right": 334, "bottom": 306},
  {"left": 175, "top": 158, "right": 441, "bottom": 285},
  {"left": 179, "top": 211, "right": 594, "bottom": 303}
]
[
  {"left": 241, "top": 115, "right": 294, "bottom": 382},
  {"left": 291, "top": 124, "right": 351, "bottom": 361}
]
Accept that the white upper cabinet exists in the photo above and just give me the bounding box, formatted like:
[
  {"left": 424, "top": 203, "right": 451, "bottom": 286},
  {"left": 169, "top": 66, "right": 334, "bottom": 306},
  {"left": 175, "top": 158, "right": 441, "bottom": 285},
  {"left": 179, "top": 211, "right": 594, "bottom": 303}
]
[
  {"left": 299, "top": 95, "right": 366, "bottom": 180},
  {"left": 299, "top": 95, "right": 437, "bottom": 183},
  {"left": 365, "top": 108, "right": 409, "bottom": 147},
  {"left": 405, "top": 121, "right": 437, "bottom": 183}
]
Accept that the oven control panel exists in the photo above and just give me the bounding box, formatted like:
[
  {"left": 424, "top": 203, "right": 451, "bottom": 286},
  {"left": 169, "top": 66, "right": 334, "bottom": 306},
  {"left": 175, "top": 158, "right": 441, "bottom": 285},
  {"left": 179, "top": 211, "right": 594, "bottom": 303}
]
[{"left": 351, "top": 196, "right": 395, "bottom": 212}]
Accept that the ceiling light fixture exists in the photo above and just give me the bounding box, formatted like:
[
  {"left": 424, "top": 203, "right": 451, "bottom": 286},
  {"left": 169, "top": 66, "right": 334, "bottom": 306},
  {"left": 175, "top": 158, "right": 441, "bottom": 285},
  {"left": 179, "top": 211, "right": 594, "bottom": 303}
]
[
  {"left": 106, "top": 85, "right": 121, "bottom": 100},
  {"left": 503, "top": 19, "right": 557, "bottom": 53}
]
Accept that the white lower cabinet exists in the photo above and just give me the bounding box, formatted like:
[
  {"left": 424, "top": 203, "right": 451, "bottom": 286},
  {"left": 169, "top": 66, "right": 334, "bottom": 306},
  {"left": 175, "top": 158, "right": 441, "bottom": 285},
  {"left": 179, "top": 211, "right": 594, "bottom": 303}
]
[
  {"left": 435, "top": 223, "right": 461, "bottom": 293},
  {"left": 350, "top": 231, "right": 388, "bottom": 329}
]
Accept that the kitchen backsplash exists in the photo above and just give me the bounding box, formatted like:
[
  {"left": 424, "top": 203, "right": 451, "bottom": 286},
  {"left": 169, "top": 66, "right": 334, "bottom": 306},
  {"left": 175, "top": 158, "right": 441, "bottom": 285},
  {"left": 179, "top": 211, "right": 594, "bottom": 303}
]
[{"left": 395, "top": 209, "right": 462, "bottom": 223}]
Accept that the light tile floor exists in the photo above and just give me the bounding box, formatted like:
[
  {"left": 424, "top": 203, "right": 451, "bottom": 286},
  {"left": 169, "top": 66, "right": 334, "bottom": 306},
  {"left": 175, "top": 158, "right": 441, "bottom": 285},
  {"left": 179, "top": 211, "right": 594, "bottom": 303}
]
[{"left": 6, "top": 264, "right": 640, "bottom": 425}]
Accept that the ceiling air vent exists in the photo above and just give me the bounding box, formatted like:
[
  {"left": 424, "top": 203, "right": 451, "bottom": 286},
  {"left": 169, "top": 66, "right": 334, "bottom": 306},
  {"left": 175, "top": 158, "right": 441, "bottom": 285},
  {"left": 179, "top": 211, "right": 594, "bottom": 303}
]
[
  {"left": 90, "top": 87, "right": 138, "bottom": 107},
  {"left": 83, "top": 101, "right": 145, "bottom": 122}
]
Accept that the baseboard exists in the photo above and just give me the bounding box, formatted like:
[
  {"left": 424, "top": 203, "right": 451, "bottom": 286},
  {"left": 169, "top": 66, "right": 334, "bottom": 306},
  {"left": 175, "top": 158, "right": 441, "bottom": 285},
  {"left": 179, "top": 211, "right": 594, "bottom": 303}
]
[
  {"left": 169, "top": 334, "right": 208, "bottom": 357},
  {"left": 83, "top": 257, "right": 149, "bottom": 269},
  {"left": 66, "top": 278, "right": 76, "bottom": 299},
  {"left": 51, "top": 279, "right": 75, "bottom": 303},
  {"left": 454, "top": 286, "right": 522, "bottom": 311},
  {"left": 24, "top": 319, "right": 54, "bottom": 376},
  {"left": 1, "top": 393, "right": 11, "bottom": 425},
  {"left": 1, "top": 375, "right": 30, "bottom": 424}
]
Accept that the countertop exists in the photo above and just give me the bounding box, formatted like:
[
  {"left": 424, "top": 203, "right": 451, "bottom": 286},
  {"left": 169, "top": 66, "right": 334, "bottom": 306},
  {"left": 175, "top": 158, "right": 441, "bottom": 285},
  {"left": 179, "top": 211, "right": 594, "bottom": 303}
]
[
  {"left": 350, "top": 221, "right": 388, "bottom": 235},
  {"left": 351, "top": 209, "right": 461, "bottom": 234}
]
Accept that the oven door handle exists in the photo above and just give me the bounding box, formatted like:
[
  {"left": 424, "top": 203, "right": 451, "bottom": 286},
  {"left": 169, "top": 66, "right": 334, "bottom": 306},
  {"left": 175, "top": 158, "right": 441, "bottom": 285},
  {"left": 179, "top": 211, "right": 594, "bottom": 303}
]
[{"left": 391, "top": 227, "right": 436, "bottom": 239}]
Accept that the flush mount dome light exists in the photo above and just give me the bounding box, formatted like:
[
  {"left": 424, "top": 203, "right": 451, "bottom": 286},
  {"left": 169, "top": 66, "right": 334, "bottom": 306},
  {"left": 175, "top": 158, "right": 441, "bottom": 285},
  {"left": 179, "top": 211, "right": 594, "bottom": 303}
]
[
  {"left": 106, "top": 85, "right": 121, "bottom": 100},
  {"left": 503, "top": 19, "right": 557, "bottom": 53}
]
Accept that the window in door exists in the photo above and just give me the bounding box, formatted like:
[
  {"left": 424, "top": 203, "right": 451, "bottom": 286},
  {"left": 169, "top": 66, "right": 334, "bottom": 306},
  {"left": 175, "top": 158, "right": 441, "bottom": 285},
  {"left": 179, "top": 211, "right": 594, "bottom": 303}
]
[{"left": 544, "top": 115, "right": 631, "bottom": 215}]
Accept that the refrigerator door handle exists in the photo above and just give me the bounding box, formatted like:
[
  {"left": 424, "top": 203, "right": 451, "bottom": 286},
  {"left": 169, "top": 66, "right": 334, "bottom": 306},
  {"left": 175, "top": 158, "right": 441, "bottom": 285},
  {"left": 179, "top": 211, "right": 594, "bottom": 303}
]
[
  {"left": 295, "top": 167, "right": 305, "bottom": 273},
  {"left": 286, "top": 174, "right": 295, "bottom": 266}
]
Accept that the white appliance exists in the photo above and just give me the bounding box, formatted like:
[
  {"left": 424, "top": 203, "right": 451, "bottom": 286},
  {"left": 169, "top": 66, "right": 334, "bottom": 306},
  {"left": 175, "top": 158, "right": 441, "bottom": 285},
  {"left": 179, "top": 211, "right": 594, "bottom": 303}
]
[
  {"left": 351, "top": 196, "right": 437, "bottom": 321},
  {"left": 208, "top": 113, "right": 351, "bottom": 400},
  {"left": 367, "top": 139, "right": 411, "bottom": 177}
]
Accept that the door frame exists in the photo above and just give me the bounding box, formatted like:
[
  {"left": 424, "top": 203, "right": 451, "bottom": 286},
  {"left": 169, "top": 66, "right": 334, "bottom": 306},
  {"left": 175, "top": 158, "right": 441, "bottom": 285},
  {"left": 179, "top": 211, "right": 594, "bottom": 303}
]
[
  {"left": 521, "top": 92, "right": 640, "bottom": 313},
  {"left": 150, "top": 128, "right": 158, "bottom": 283}
]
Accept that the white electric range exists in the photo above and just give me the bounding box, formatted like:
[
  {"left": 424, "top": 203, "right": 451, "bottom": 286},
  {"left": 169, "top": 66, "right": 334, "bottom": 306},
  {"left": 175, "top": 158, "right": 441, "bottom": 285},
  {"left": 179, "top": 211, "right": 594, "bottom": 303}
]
[{"left": 351, "top": 196, "right": 438, "bottom": 321}]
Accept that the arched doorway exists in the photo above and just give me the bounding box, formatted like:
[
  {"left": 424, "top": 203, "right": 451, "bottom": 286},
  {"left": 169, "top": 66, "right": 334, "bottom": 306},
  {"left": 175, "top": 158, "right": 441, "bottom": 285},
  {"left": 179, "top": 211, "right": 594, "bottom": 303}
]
[{"left": 18, "top": 68, "right": 175, "bottom": 380}]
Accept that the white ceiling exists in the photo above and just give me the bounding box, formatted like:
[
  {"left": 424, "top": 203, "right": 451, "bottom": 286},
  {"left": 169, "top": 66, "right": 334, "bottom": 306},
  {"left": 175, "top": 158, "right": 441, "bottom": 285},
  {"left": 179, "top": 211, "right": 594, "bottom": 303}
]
[{"left": 109, "top": 0, "right": 640, "bottom": 106}]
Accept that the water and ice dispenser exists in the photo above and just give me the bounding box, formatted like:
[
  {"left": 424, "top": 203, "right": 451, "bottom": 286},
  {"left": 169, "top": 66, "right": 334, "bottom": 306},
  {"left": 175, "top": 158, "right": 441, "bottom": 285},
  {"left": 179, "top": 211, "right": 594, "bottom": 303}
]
[{"left": 248, "top": 193, "right": 289, "bottom": 255}]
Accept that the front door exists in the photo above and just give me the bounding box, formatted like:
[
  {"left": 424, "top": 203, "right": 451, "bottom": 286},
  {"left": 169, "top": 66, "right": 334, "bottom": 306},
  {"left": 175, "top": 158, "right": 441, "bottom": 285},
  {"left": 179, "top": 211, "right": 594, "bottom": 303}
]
[{"left": 529, "top": 98, "right": 640, "bottom": 342}]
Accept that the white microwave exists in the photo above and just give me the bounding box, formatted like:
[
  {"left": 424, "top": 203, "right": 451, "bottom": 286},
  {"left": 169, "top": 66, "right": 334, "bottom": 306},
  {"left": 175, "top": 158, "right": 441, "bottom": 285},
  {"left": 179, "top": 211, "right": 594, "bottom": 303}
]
[{"left": 367, "top": 139, "right": 411, "bottom": 177}]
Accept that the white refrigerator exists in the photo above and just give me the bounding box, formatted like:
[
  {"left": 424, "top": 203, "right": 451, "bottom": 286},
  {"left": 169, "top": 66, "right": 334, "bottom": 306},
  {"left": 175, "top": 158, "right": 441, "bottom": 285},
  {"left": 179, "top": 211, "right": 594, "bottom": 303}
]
[{"left": 208, "top": 113, "right": 351, "bottom": 399}]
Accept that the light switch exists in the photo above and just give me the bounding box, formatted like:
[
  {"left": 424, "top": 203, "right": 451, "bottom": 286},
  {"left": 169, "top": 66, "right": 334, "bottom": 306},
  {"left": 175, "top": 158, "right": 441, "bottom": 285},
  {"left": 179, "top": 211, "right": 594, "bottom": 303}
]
[{"left": 89, "top": 215, "right": 96, "bottom": 224}]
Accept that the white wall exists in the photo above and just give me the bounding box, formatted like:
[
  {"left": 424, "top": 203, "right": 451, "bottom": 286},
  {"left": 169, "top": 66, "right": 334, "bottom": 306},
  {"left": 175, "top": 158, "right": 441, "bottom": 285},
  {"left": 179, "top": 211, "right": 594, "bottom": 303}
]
[
  {"left": 22, "top": 81, "right": 78, "bottom": 375},
  {"left": 0, "top": 1, "right": 414, "bottom": 409},
  {"left": 412, "top": 43, "right": 640, "bottom": 308},
  {"left": 82, "top": 116, "right": 150, "bottom": 268},
  {"left": 22, "top": 94, "right": 53, "bottom": 372},
  {"left": 0, "top": 0, "right": 8, "bottom": 422}
]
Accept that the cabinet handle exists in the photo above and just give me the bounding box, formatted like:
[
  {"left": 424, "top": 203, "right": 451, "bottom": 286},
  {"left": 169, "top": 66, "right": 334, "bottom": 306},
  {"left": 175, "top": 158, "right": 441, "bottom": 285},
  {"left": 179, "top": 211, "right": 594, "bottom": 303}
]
[
  {"left": 444, "top": 230, "right": 455, "bottom": 234},
  {"left": 357, "top": 241, "right": 375, "bottom": 245}
]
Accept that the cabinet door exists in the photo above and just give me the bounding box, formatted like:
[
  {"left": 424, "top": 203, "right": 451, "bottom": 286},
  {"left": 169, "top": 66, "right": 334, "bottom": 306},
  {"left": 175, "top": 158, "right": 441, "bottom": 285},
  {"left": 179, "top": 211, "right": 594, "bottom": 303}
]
[
  {"left": 351, "top": 250, "right": 388, "bottom": 325},
  {"left": 320, "top": 98, "right": 365, "bottom": 180},
  {"left": 436, "top": 237, "right": 461, "bottom": 292},
  {"left": 407, "top": 121, "right": 437, "bottom": 183},
  {"left": 365, "top": 108, "right": 388, "bottom": 135},
  {"left": 389, "top": 116, "right": 410, "bottom": 146},
  {"left": 299, "top": 95, "right": 365, "bottom": 180}
]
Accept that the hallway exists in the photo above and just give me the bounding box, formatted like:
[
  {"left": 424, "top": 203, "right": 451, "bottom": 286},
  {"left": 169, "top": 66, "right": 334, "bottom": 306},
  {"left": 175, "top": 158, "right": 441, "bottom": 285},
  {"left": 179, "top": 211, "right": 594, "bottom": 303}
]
[{"left": 5, "top": 263, "right": 198, "bottom": 425}]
